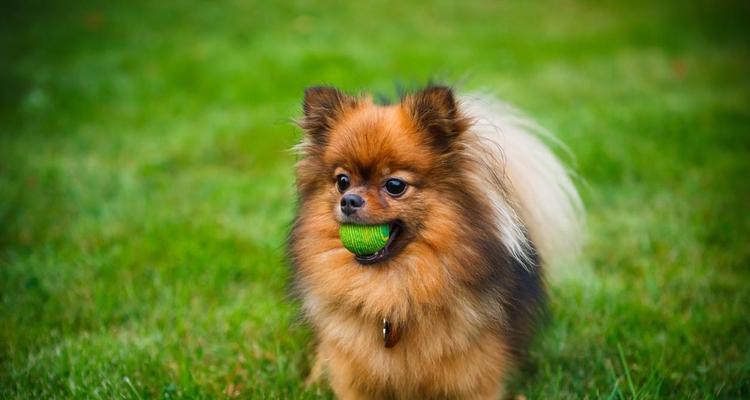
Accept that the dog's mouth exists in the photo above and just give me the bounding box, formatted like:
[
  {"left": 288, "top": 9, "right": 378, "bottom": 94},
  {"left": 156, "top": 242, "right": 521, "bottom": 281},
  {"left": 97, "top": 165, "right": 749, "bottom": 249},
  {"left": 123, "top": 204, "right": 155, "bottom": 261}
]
[{"left": 355, "top": 220, "right": 406, "bottom": 265}]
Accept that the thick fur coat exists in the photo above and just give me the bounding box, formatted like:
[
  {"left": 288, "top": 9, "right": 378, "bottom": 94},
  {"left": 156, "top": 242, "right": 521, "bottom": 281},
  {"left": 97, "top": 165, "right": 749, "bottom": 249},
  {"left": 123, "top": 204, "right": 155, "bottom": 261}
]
[{"left": 288, "top": 86, "right": 582, "bottom": 399}]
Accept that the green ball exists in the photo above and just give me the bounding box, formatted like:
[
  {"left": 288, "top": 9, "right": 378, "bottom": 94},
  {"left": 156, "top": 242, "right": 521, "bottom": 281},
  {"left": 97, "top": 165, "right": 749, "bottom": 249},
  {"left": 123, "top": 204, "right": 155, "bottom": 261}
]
[{"left": 339, "top": 223, "right": 390, "bottom": 255}]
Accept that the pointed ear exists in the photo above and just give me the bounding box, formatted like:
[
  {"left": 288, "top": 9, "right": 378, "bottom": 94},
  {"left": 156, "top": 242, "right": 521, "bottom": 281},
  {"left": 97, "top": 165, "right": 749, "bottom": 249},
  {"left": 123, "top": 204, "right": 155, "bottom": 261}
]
[
  {"left": 403, "top": 85, "right": 469, "bottom": 150},
  {"left": 300, "top": 86, "right": 357, "bottom": 146}
]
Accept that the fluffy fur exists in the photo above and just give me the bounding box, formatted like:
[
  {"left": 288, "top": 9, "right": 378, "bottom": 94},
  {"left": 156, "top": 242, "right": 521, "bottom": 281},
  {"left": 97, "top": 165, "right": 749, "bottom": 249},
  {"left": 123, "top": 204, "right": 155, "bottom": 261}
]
[{"left": 288, "top": 85, "right": 583, "bottom": 399}]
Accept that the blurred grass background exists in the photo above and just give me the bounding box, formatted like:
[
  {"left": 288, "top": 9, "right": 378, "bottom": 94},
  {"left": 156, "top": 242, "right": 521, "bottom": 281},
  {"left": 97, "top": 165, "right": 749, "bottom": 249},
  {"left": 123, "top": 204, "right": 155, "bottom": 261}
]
[{"left": 1, "top": 0, "right": 749, "bottom": 398}]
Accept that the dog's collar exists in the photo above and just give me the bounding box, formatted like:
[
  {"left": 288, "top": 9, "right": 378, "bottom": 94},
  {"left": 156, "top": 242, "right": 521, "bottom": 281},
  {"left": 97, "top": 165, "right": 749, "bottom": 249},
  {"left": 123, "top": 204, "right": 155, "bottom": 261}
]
[{"left": 382, "top": 318, "right": 401, "bottom": 348}]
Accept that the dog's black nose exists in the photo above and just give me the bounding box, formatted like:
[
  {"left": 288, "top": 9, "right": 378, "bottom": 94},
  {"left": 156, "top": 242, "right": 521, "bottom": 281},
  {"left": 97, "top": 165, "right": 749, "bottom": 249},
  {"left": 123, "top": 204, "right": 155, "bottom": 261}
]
[{"left": 340, "top": 194, "right": 364, "bottom": 216}]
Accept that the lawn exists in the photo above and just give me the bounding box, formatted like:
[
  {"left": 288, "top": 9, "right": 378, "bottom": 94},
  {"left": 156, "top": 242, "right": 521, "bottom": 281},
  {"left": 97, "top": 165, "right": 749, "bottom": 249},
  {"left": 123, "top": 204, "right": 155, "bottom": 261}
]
[{"left": 1, "top": 0, "right": 748, "bottom": 398}]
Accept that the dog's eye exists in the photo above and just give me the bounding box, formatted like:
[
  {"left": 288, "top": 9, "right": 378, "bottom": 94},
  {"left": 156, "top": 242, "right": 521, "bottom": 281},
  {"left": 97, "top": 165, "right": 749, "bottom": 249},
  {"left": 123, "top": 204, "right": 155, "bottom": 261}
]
[
  {"left": 336, "top": 174, "right": 350, "bottom": 192},
  {"left": 384, "top": 178, "right": 407, "bottom": 197}
]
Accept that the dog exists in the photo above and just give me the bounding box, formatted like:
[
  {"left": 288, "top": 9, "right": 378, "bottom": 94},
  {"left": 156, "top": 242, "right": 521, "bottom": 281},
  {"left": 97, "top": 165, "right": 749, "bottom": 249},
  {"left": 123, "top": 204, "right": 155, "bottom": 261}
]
[{"left": 287, "top": 85, "right": 582, "bottom": 399}]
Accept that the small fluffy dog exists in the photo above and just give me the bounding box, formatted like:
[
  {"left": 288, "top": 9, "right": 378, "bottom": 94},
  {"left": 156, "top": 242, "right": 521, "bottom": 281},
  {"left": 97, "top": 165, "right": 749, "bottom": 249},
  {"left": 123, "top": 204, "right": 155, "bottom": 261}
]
[{"left": 288, "top": 85, "right": 582, "bottom": 399}]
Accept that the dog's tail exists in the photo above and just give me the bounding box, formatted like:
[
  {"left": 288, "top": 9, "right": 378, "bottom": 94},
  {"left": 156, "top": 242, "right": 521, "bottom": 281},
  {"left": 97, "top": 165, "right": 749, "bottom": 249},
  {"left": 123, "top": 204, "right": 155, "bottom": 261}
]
[{"left": 461, "top": 93, "right": 584, "bottom": 270}]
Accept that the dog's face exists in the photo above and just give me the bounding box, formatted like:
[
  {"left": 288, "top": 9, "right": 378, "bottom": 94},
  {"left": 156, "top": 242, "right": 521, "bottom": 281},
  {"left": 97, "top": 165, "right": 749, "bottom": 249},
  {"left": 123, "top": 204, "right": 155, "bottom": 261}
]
[{"left": 295, "top": 86, "right": 471, "bottom": 265}]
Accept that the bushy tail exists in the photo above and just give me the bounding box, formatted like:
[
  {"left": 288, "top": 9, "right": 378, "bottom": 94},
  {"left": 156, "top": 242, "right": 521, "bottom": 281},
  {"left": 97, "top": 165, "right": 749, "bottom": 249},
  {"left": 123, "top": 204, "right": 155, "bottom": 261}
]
[{"left": 461, "top": 93, "right": 584, "bottom": 269}]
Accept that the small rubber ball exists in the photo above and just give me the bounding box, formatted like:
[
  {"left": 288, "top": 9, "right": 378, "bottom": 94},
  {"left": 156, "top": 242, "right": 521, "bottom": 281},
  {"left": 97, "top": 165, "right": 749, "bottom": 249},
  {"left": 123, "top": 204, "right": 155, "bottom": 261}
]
[{"left": 339, "top": 224, "right": 390, "bottom": 255}]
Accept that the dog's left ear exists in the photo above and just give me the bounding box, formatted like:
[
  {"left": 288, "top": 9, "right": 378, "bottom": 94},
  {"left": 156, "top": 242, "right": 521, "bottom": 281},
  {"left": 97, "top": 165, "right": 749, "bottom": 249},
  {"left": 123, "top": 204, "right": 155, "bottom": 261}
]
[
  {"left": 301, "top": 86, "right": 358, "bottom": 146},
  {"left": 404, "top": 85, "right": 469, "bottom": 151}
]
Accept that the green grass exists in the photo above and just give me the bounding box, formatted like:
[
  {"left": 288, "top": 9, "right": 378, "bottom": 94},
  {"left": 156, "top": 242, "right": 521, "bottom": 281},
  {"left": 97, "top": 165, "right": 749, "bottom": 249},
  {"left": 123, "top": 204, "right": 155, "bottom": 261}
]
[{"left": 1, "top": 0, "right": 749, "bottom": 398}]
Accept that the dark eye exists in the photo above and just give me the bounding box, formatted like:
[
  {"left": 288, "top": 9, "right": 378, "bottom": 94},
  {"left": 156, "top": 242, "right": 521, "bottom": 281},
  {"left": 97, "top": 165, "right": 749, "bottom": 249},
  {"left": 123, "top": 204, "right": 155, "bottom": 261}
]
[
  {"left": 336, "top": 174, "right": 350, "bottom": 192},
  {"left": 384, "top": 178, "right": 407, "bottom": 197}
]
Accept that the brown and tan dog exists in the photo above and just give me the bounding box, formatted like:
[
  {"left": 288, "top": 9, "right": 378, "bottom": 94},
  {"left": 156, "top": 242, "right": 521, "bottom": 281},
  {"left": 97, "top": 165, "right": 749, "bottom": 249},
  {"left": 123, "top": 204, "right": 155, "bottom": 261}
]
[{"left": 288, "top": 86, "right": 582, "bottom": 399}]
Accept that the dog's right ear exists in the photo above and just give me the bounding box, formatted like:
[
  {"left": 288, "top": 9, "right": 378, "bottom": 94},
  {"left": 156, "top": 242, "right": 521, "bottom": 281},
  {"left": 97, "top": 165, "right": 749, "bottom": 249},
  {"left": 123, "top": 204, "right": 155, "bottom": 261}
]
[
  {"left": 300, "top": 86, "right": 357, "bottom": 146},
  {"left": 403, "top": 85, "right": 469, "bottom": 152}
]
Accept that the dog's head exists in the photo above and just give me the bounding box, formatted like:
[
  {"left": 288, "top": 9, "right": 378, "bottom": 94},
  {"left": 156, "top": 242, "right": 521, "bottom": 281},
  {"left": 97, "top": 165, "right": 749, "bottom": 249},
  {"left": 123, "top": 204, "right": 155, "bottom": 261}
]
[{"left": 294, "top": 85, "right": 472, "bottom": 265}]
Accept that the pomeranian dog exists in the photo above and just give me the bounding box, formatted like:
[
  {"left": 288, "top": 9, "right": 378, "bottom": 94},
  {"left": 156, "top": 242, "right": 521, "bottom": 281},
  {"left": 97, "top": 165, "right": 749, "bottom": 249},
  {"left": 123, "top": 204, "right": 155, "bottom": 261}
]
[{"left": 288, "top": 85, "right": 582, "bottom": 399}]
